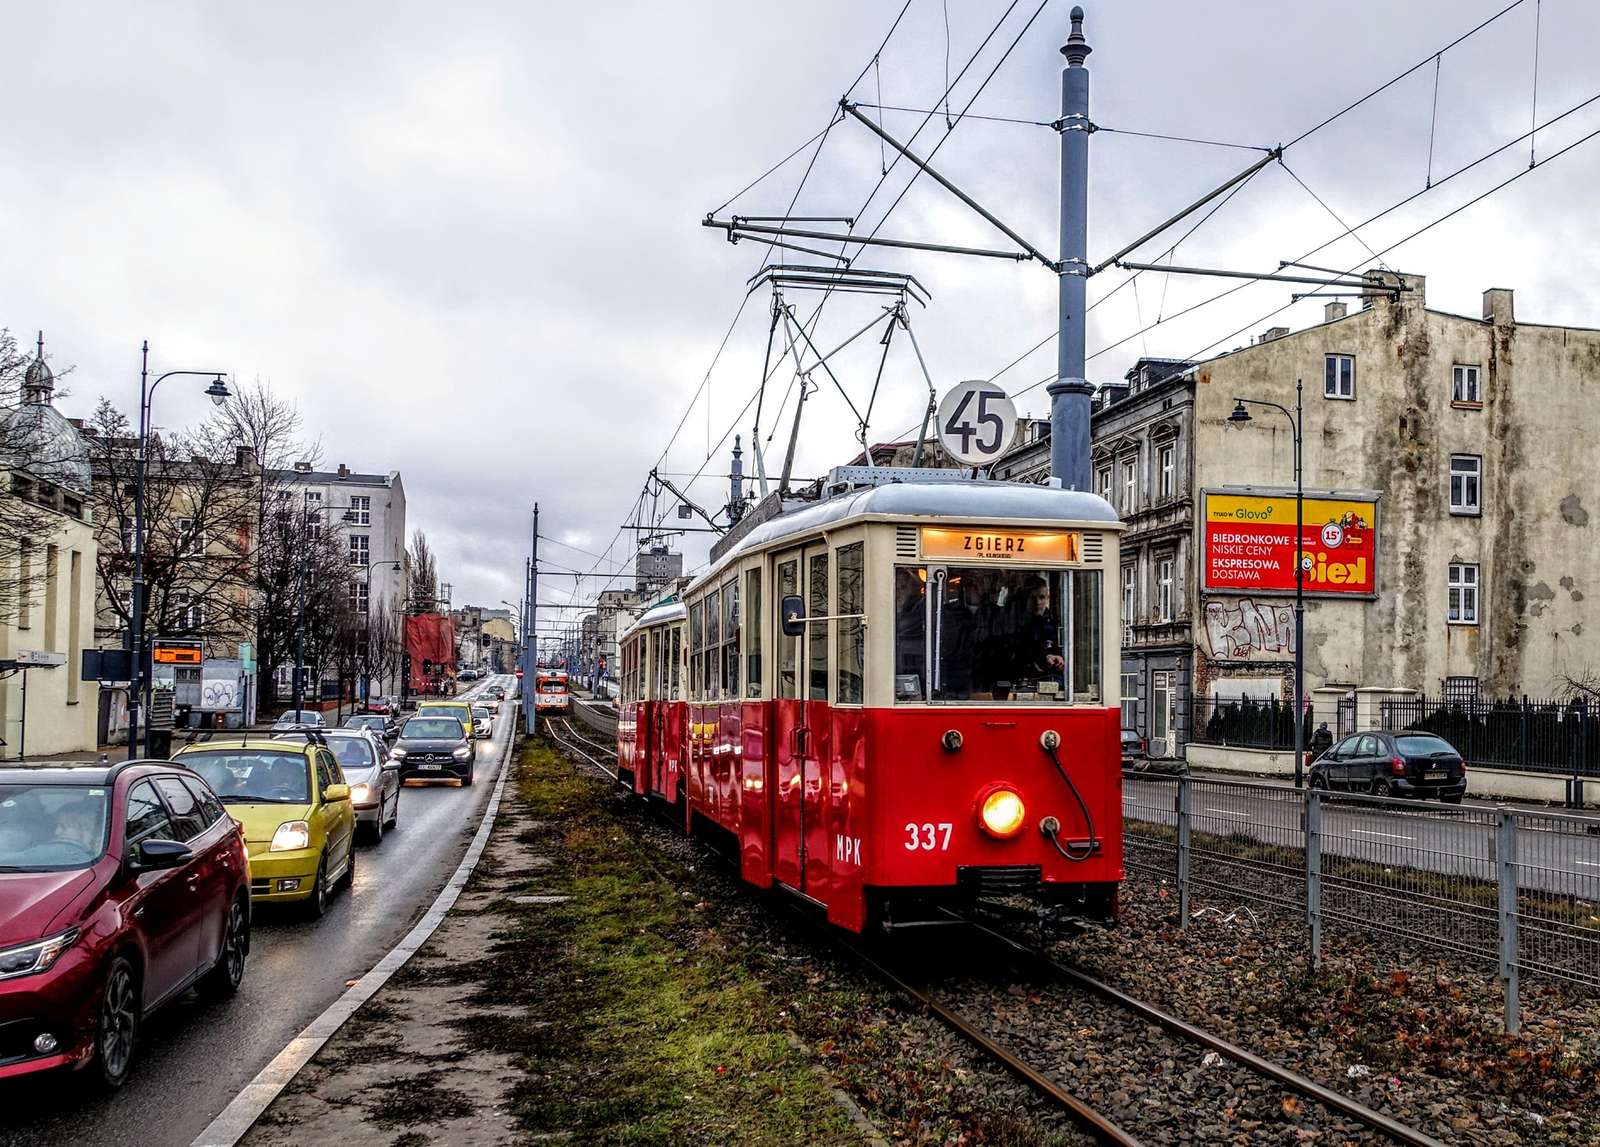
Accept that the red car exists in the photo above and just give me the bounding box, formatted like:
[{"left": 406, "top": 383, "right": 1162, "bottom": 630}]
[{"left": 0, "top": 761, "right": 250, "bottom": 1088}]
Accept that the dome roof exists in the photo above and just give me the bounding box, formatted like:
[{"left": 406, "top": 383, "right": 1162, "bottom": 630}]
[
  {"left": 3, "top": 333, "right": 90, "bottom": 497},
  {"left": 22, "top": 331, "right": 54, "bottom": 402}
]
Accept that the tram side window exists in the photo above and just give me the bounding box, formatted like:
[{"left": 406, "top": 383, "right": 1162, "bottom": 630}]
[
  {"left": 670, "top": 626, "right": 682, "bottom": 700},
  {"left": 1069, "top": 570, "right": 1103, "bottom": 703},
  {"left": 745, "top": 568, "right": 763, "bottom": 697},
  {"left": 704, "top": 589, "right": 721, "bottom": 703},
  {"left": 777, "top": 560, "right": 799, "bottom": 699},
  {"left": 722, "top": 579, "right": 739, "bottom": 699},
  {"left": 807, "top": 552, "right": 829, "bottom": 701},
  {"left": 836, "top": 543, "right": 864, "bottom": 705},
  {"left": 893, "top": 567, "right": 927, "bottom": 701},
  {"left": 689, "top": 601, "right": 703, "bottom": 702}
]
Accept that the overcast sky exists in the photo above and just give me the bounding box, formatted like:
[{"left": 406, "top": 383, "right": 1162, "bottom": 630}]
[{"left": 6, "top": 1, "right": 1598, "bottom": 640}]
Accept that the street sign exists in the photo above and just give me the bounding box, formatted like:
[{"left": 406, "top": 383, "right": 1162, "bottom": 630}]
[
  {"left": 937, "top": 380, "right": 1017, "bottom": 466},
  {"left": 14, "top": 650, "right": 65, "bottom": 667}
]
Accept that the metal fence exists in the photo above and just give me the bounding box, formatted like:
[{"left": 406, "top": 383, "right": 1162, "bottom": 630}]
[
  {"left": 1383, "top": 694, "right": 1599, "bottom": 777},
  {"left": 1190, "top": 695, "right": 1311, "bottom": 751},
  {"left": 1122, "top": 772, "right": 1600, "bottom": 1033}
]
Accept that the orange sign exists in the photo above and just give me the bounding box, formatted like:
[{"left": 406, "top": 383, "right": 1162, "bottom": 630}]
[
  {"left": 152, "top": 643, "right": 203, "bottom": 665},
  {"left": 921, "top": 528, "right": 1080, "bottom": 563}
]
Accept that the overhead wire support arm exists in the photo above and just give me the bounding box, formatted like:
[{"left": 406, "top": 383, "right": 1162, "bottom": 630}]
[
  {"left": 1114, "top": 260, "right": 1399, "bottom": 292},
  {"left": 838, "top": 99, "right": 1057, "bottom": 271},
  {"left": 1090, "top": 147, "right": 1281, "bottom": 275},
  {"left": 703, "top": 217, "right": 1028, "bottom": 263}
]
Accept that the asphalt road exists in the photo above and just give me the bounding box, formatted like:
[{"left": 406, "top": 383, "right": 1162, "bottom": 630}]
[
  {"left": 1124, "top": 774, "right": 1600, "bottom": 898},
  {"left": 3, "top": 676, "right": 518, "bottom": 1147}
]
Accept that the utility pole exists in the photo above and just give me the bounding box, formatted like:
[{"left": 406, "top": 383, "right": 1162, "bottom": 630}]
[
  {"left": 1048, "top": 6, "right": 1094, "bottom": 490},
  {"left": 523, "top": 504, "right": 538, "bottom": 734}
]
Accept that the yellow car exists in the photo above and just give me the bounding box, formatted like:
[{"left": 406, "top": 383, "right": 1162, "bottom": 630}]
[
  {"left": 416, "top": 699, "right": 476, "bottom": 739},
  {"left": 174, "top": 737, "right": 358, "bottom": 918}
]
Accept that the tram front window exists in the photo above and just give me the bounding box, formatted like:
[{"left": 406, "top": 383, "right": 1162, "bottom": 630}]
[{"left": 894, "top": 566, "right": 1102, "bottom": 704}]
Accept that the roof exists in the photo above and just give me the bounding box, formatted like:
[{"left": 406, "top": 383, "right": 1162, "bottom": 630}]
[
  {"left": 1, "top": 401, "right": 92, "bottom": 496},
  {"left": 0, "top": 760, "right": 183, "bottom": 784},
  {"left": 271, "top": 468, "right": 397, "bottom": 487}
]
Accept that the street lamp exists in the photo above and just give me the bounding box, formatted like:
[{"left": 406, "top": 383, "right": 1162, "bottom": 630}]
[
  {"left": 1228, "top": 377, "right": 1306, "bottom": 787},
  {"left": 128, "top": 342, "right": 229, "bottom": 760}
]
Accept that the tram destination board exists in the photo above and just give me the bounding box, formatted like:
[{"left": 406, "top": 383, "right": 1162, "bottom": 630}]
[
  {"left": 1201, "top": 488, "right": 1381, "bottom": 598},
  {"left": 921, "top": 527, "right": 1079, "bottom": 563}
]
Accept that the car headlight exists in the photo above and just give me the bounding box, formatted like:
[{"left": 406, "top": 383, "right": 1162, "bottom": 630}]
[
  {"left": 389, "top": 747, "right": 408, "bottom": 759},
  {"left": 350, "top": 782, "right": 372, "bottom": 803},
  {"left": 0, "top": 929, "right": 80, "bottom": 981},
  {"left": 453, "top": 745, "right": 472, "bottom": 760},
  {"left": 979, "top": 788, "right": 1027, "bottom": 839},
  {"left": 269, "top": 820, "right": 312, "bottom": 852}
]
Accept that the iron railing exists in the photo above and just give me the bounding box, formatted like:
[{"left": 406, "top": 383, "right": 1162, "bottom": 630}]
[
  {"left": 1190, "top": 695, "right": 1311, "bottom": 752},
  {"left": 1122, "top": 772, "right": 1600, "bottom": 1033},
  {"left": 1383, "top": 694, "right": 1599, "bottom": 777}
]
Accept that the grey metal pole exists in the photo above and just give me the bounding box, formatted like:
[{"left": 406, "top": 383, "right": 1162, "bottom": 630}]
[
  {"left": 524, "top": 505, "right": 538, "bottom": 734},
  {"left": 128, "top": 342, "right": 150, "bottom": 760},
  {"left": 1048, "top": 6, "right": 1094, "bottom": 490},
  {"left": 1294, "top": 377, "right": 1305, "bottom": 788}
]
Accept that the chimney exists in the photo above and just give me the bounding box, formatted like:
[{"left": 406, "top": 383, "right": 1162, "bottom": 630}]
[
  {"left": 1483, "top": 287, "right": 1515, "bottom": 326},
  {"left": 1324, "top": 301, "right": 1348, "bottom": 322},
  {"left": 337, "top": 463, "right": 350, "bottom": 478},
  {"left": 235, "top": 445, "right": 258, "bottom": 468},
  {"left": 1260, "top": 326, "right": 1289, "bottom": 343},
  {"left": 293, "top": 461, "right": 312, "bottom": 473}
]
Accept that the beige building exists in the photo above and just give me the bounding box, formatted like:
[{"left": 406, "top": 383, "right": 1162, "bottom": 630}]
[
  {"left": 1191, "top": 272, "right": 1599, "bottom": 708},
  {"left": 0, "top": 341, "right": 99, "bottom": 757}
]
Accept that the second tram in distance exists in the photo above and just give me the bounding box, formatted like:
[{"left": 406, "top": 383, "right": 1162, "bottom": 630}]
[
  {"left": 616, "top": 479, "right": 1124, "bottom": 932},
  {"left": 534, "top": 670, "right": 571, "bottom": 715}
]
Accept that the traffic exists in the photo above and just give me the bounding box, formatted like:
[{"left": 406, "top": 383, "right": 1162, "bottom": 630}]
[{"left": 0, "top": 675, "right": 516, "bottom": 1112}]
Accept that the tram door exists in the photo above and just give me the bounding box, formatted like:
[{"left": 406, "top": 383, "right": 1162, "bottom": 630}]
[{"left": 772, "top": 545, "right": 826, "bottom": 893}]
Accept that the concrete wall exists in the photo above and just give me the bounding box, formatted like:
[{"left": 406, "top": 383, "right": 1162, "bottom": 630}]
[{"left": 1190, "top": 274, "right": 1600, "bottom": 701}]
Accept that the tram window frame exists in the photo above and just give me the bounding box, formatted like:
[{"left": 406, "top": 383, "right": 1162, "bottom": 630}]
[
  {"left": 688, "top": 601, "right": 703, "bottom": 702},
  {"left": 745, "top": 567, "right": 763, "bottom": 698},
  {"left": 807, "top": 551, "right": 829, "bottom": 702},
  {"left": 835, "top": 542, "right": 864, "bottom": 705},
  {"left": 704, "top": 588, "right": 721, "bottom": 703},
  {"left": 722, "top": 578, "right": 739, "bottom": 700},
  {"left": 670, "top": 625, "right": 682, "bottom": 700},
  {"left": 778, "top": 559, "right": 800, "bottom": 700}
]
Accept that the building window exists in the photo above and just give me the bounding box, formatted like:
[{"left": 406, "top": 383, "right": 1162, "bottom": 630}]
[
  {"left": 1157, "top": 445, "right": 1175, "bottom": 499},
  {"left": 1324, "top": 354, "right": 1355, "bottom": 400},
  {"left": 1444, "top": 675, "right": 1480, "bottom": 706},
  {"left": 350, "top": 534, "right": 370, "bottom": 566},
  {"left": 1120, "top": 672, "right": 1138, "bottom": 728},
  {"left": 1448, "top": 562, "right": 1479, "bottom": 624},
  {"left": 1152, "top": 671, "right": 1172, "bottom": 748},
  {"left": 174, "top": 592, "right": 203, "bottom": 630},
  {"left": 1452, "top": 364, "right": 1481, "bottom": 405},
  {"left": 1097, "top": 466, "right": 1112, "bottom": 504},
  {"left": 1156, "top": 556, "right": 1175, "bottom": 622},
  {"left": 349, "top": 580, "right": 369, "bottom": 614},
  {"left": 1121, "top": 564, "right": 1136, "bottom": 624},
  {"left": 1449, "top": 455, "right": 1481, "bottom": 515},
  {"left": 349, "top": 495, "right": 371, "bottom": 525},
  {"left": 174, "top": 517, "right": 207, "bottom": 557},
  {"left": 1121, "top": 455, "right": 1138, "bottom": 513},
  {"left": 304, "top": 490, "right": 323, "bottom": 537}
]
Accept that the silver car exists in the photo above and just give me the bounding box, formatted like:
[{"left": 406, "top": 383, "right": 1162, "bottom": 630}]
[
  {"left": 471, "top": 706, "right": 493, "bottom": 739},
  {"left": 276, "top": 728, "right": 401, "bottom": 843}
]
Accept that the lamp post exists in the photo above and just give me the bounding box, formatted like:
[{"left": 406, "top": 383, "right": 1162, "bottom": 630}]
[
  {"left": 128, "top": 342, "right": 229, "bottom": 760},
  {"left": 1228, "top": 377, "right": 1306, "bottom": 786}
]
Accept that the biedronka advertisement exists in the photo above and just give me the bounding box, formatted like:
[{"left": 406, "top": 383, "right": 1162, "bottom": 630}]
[{"left": 1202, "top": 490, "right": 1379, "bottom": 597}]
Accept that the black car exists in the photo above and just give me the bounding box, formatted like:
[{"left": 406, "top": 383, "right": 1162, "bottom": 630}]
[
  {"left": 1308, "top": 730, "right": 1468, "bottom": 802},
  {"left": 389, "top": 716, "right": 476, "bottom": 784},
  {"left": 1120, "top": 727, "right": 1147, "bottom": 764}
]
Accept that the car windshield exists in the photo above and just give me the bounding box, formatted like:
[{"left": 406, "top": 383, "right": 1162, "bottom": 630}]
[
  {"left": 472, "top": 708, "right": 490, "bottom": 722},
  {"left": 1396, "top": 734, "right": 1458, "bottom": 756},
  {"left": 343, "top": 716, "right": 382, "bottom": 730},
  {"left": 326, "top": 737, "right": 376, "bottom": 771},
  {"left": 403, "top": 718, "right": 464, "bottom": 740},
  {"left": 0, "top": 784, "right": 110, "bottom": 871},
  {"left": 276, "top": 710, "right": 318, "bottom": 725},
  {"left": 179, "top": 751, "right": 312, "bottom": 804}
]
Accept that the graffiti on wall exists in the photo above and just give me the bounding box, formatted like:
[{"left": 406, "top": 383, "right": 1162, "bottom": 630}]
[{"left": 1203, "top": 598, "right": 1297, "bottom": 661}]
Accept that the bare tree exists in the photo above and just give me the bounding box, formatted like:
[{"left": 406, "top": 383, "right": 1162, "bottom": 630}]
[
  {"left": 407, "top": 529, "right": 438, "bottom": 613},
  {"left": 367, "top": 594, "right": 404, "bottom": 699}
]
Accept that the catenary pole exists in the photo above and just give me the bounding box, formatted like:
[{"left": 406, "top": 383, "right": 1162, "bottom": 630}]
[
  {"left": 524, "top": 505, "right": 539, "bottom": 734},
  {"left": 1048, "top": 7, "right": 1094, "bottom": 490}
]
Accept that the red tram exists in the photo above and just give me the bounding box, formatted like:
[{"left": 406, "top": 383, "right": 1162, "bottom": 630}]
[
  {"left": 616, "top": 481, "right": 1124, "bottom": 932},
  {"left": 534, "top": 670, "right": 571, "bottom": 715}
]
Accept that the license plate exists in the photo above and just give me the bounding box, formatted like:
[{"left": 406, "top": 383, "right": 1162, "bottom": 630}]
[
  {"left": 1427, "top": 770, "right": 1447, "bottom": 780},
  {"left": 420, "top": 762, "right": 443, "bottom": 771}
]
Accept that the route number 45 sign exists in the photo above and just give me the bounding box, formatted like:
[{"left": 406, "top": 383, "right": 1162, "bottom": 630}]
[{"left": 937, "top": 380, "right": 1017, "bottom": 466}]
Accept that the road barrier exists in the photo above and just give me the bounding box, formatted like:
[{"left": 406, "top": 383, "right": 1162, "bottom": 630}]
[{"left": 1123, "top": 772, "right": 1600, "bottom": 1034}]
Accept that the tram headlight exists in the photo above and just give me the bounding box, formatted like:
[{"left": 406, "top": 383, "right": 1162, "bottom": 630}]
[{"left": 978, "top": 787, "right": 1027, "bottom": 839}]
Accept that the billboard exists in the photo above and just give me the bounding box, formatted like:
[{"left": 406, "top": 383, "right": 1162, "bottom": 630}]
[{"left": 1202, "top": 488, "right": 1380, "bottom": 598}]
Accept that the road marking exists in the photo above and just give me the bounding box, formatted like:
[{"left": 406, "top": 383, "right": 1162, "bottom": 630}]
[
  {"left": 1203, "top": 807, "right": 1251, "bottom": 819},
  {"left": 1351, "top": 828, "right": 1414, "bottom": 841},
  {"left": 1577, "top": 860, "right": 1600, "bottom": 869},
  {"left": 191, "top": 702, "right": 520, "bottom": 1147}
]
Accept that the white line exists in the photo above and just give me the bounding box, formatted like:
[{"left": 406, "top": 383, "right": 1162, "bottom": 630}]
[
  {"left": 1351, "top": 828, "right": 1414, "bottom": 841},
  {"left": 191, "top": 703, "right": 520, "bottom": 1147},
  {"left": 1577, "top": 860, "right": 1600, "bottom": 869},
  {"left": 1203, "top": 807, "right": 1251, "bottom": 819}
]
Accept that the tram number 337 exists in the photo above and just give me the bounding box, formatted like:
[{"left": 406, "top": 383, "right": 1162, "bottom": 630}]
[{"left": 904, "top": 822, "right": 954, "bottom": 851}]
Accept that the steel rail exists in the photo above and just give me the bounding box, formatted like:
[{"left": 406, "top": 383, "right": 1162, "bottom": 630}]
[
  {"left": 547, "top": 718, "right": 620, "bottom": 782},
  {"left": 964, "top": 918, "right": 1447, "bottom": 1147},
  {"left": 840, "top": 939, "right": 1143, "bottom": 1146}
]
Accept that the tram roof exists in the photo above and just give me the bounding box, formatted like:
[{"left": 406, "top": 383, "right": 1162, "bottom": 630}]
[{"left": 628, "top": 599, "right": 687, "bottom": 633}]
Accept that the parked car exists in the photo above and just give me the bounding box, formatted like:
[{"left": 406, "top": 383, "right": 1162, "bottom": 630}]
[
  {"left": 470, "top": 706, "right": 493, "bottom": 739},
  {"left": 278, "top": 730, "right": 400, "bottom": 843},
  {"left": 1120, "top": 727, "right": 1147, "bottom": 764},
  {"left": 0, "top": 761, "right": 250, "bottom": 1087},
  {"left": 172, "top": 737, "right": 357, "bottom": 916},
  {"left": 342, "top": 713, "right": 397, "bottom": 744},
  {"left": 390, "top": 716, "right": 475, "bottom": 785},
  {"left": 272, "top": 709, "right": 326, "bottom": 731},
  {"left": 1308, "top": 730, "right": 1468, "bottom": 802}
]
